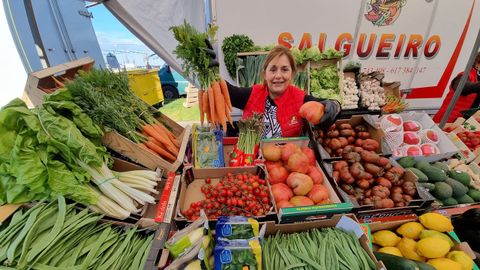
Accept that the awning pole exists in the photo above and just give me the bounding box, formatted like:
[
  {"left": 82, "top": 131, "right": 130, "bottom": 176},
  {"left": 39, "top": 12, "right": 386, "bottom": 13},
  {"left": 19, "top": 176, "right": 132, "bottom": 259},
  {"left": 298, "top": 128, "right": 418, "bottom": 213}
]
[{"left": 439, "top": 28, "right": 480, "bottom": 128}]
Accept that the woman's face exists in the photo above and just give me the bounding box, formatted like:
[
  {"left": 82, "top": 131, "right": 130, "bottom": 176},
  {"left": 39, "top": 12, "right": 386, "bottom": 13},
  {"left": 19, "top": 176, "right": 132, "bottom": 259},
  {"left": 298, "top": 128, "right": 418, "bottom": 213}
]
[{"left": 264, "top": 54, "right": 293, "bottom": 99}]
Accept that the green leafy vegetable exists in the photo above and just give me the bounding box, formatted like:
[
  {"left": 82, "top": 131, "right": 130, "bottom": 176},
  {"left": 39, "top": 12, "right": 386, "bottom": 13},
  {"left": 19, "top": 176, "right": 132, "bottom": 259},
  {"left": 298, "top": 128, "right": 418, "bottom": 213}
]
[
  {"left": 310, "top": 65, "right": 342, "bottom": 103},
  {"left": 222, "top": 34, "right": 255, "bottom": 78}
]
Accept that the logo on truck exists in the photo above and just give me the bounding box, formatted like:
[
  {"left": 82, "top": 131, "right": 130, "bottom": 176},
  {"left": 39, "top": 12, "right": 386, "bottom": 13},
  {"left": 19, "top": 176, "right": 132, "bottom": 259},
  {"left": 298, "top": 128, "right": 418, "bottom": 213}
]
[{"left": 365, "top": 0, "right": 407, "bottom": 26}]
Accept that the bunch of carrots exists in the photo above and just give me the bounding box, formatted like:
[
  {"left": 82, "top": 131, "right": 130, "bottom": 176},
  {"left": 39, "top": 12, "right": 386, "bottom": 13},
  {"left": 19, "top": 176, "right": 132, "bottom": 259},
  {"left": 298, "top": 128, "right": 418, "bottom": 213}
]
[
  {"left": 198, "top": 79, "right": 233, "bottom": 132},
  {"left": 170, "top": 22, "right": 234, "bottom": 132},
  {"left": 381, "top": 95, "right": 409, "bottom": 114},
  {"left": 139, "top": 122, "right": 180, "bottom": 162}
]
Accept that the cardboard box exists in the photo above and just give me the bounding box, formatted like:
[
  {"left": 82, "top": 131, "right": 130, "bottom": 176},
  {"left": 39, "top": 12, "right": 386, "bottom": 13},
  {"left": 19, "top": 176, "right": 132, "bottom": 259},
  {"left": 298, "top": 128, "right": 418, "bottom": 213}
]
[
  {"left": 310, "top": 115, "right": 390, "bottom": 161},
  {"left": 447, "top": 132, "right": 478, "bottom": 163},
  {"left": 366, "top": 216, "right": 479, "bottom": 270},
  {"left": 23, "top": 57, "right": 94, "bottom": 107},
  {"left": 367, "top": 112, "right": 459, "bottom": 162},
  {"left": 263, "top": 214, "right": 385, "bottom": 269},
  {"left": 102, "top": 112, "right": 190, "bottom": 177},
  {"left": 260, "top": 137, "right": 353, "bottom": 223},
  {"left": 174, "top": 166, "right": 276, "bottom": 228}
]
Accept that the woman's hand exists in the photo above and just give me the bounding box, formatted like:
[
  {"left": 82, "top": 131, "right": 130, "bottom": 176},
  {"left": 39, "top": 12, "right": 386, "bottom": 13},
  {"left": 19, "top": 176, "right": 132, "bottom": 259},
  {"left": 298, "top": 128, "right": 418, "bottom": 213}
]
[{"left": 317, "top": 100, "right": 341, "bottom": 130}]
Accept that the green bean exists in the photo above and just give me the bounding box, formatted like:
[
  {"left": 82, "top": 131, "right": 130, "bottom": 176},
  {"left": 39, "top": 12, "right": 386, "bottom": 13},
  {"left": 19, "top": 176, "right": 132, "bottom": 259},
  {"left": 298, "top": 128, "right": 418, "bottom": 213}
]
[
  {"left": 26, "top": 197, "right": 67, "bottom": 264},
  {"left": 291, "top": 250, "right": 324, "bottom": 270},
  {"left": 6, "top": 206, "right": 43, "bottom": 263},
  {"left": 138, "top": 235, "right": 154, "bottom": 270}
]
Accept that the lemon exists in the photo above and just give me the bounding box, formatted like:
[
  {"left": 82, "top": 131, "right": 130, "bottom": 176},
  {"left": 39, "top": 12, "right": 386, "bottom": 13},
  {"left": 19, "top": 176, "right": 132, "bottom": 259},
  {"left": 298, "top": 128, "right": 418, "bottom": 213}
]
[
  {"left": 372, "top": 230, "right": 401, "bottom": 247},
  {"left": 396, "top": 237, "right": 425, "bottom": 262},
  {"left": 419, "top": 230, "right": 455, "bottom": 248},
  {"left": 378, "top": 247, "right": 403, "bottom": 257},
  {"left": 419, "top": 213, "right": 454, "bottom": 232},
  {"left": 417, "top": 237, "right": 451, "bottom": 258},
  {"left": 428, "top": 258, "right": 463, "bottom": 270},
  {"left": 396, "top": 222, "right": 424, "bottom": 239},
  {"left": 447, "top": 251, "right": 474, "bottom": 270}
]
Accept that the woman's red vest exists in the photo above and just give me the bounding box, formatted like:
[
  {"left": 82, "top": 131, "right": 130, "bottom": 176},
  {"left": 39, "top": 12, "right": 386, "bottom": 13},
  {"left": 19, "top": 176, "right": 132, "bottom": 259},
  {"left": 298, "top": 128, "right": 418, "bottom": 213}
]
[
  {"left": 433, "top": 68, "right": 478, "bottom": 123},
  {"left": 242, "top": 84, "right": 305, "bottom": 137}
]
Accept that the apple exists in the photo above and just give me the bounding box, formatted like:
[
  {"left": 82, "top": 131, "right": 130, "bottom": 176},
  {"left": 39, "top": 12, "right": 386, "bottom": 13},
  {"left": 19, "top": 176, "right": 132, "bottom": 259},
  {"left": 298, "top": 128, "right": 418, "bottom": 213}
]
[
  {"left": 271, "top": 183, "right": 293, "bottom": 202},
  {"left": 422, "top": 129, "right": 439, "bottom": 143},
  {"left": 386, "top": 115, "right": 402, "bottom": 126},
  {"left": 276, "top": 200, "right": 294, "bottom": 208},
  {"left": 403, "top": 145, "right": 421, "bottom": 156},
  {"left": 307, "top": 166, "right": 324, "bottom": 184},
  {"left": 403, "top": 121, "right": 421, "bottom": 132},
  {"left": 287, "top": 172, "right": 314, "bottom": 195},
  {"left": 268, "top": 166, "right": 289, "bottom": 184},
  {"left": 307, "top": 184, "right": 329, "bottom": 203},
  {"left": 403, "top": 132, "right": 420, "bottom": 145},
  {"left": 289, "top": 196, "right": 314, "bottom": 206},
  {"left": 420, "top": 143, "right": 439, "bottom": 156},
  {"left": 301, "top": 146, "right": 316, "bottom": 166}
]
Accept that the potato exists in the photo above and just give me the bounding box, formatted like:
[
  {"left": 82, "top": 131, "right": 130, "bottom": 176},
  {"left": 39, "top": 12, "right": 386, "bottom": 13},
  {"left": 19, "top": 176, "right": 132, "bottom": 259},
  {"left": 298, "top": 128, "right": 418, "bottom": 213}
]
[
  {"left": 360, "top": 151, "right": 380, "bottom": 163},
  {"left": 364, "top": 163, "right": 384, "bottom": 176},
  {"left": 361, "top": 139, "right": 380, "bottom": 151},
  {"left": 338, "top": 137, "right": 348, "bottom": 147},
  {"left": 340, "top": 129, "right": 354, "bottom": 137},
  {"left": 327, "top": 130, "right": 340, "bottom": 138},
  {"left": 338, "top": 123, "right": 352, "bottom": 130}
]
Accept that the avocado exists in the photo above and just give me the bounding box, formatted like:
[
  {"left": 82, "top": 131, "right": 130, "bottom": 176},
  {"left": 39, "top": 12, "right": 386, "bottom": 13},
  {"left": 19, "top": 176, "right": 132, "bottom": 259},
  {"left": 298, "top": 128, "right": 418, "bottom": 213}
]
[
  {"left": 442, "top": 197, "right": 458, "bottom": 206},
  {"left": 418, "top": 182, "right": 436, "bottom": 191},
  {"left": 456, "top": 194, "right": 475, "bottom": 204},
  {"left": 397, "top": 156, "right": 416, "bottom": 168},
  {"left": 433, "top": 182, "right": 453, "bottom": 200},
  {"left": 420, "top": 166, "right": 447, "bottom": 182},
  {"left": 445, "top": 178, "right": 468, "bottom": 198},
  {"left": 432, "top": 162, "right": 449, "bottom": 173},
  {"left": 448, "top": 170, "right": 471, "bottom": 186},
  {"left": 407, "top": 168, "right": 429, "bottom": 182},
  {"left": 467, "top": 189, "right": 480, "bottom": 202},
  {"left": 414, "top": 160, "right": 431, "bottom": 170}
]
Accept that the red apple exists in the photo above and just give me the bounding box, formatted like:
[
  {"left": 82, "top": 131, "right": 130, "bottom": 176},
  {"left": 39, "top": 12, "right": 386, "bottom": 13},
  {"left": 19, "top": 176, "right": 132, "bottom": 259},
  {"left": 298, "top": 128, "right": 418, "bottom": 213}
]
[
  {"left": 403, "top": 145, "right": 421, "bottom": 156},
  {"left": 420, "top": 143, "right": 439, "bottom": 156},
  {"left": 386, "top": 115, "right": 402, "bottom": 126},
  {"left": 271, "top": 183, "right": 293, "bottom": 202},
  {"left": 276, "top": 200, "right": 294, "bottom": 208},
  {"left": 403, "top": 121, "right": 421, "bottom": 132},
  {"left": 268, "top": 166, "right": 289, "bottom": 184},
  {"left": 307, "top": 166, "right": 324, "bottom": 184},
  {"left": 281, "top": 143, "right": 298, "bottom": 161},
  {"left": 425, "top": 130, "right": 439, "bottom": 143},
  {"left": 289, "top": 196, "right": 314, "bottom": 206},
  {"left": 301, "top": 146, "right": 316, "bottom": 166},
  {"left": 403, "top": 132, "right": 420, "bottom": 145},
  {"left": 308, "top": 184, "right": 330, "bottom": 203},
  {"left": 287, "top": 172, "right": 314, "bottom": 195}
]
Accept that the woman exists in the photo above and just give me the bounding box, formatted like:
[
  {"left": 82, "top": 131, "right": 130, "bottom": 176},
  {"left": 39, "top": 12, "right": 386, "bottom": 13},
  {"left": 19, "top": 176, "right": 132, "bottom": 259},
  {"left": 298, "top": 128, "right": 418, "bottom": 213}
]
[
  {"left": 227, "top": 45, "right": 341, "bottom": 138},
  {"left": 433, "top": 52, "right": 480, "bottom": 123}
]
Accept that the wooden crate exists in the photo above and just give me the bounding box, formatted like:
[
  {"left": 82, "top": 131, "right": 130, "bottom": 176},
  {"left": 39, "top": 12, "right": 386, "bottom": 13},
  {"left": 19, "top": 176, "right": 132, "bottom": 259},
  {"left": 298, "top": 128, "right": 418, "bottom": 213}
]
[
  {"left": 182, "top": 84, "right": 198, "bottom": 108},
  {"left": 102, "top": 112, "right": 191, "bottom": 177},
  {"left": 23, "top": 57, "right": 94, "bottom": 107}
]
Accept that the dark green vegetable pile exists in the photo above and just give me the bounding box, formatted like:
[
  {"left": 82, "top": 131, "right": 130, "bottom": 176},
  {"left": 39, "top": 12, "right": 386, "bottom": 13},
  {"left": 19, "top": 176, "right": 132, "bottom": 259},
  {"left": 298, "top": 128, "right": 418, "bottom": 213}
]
[{"left": 222, "top": 34, "right": 255, "bottom": 78}]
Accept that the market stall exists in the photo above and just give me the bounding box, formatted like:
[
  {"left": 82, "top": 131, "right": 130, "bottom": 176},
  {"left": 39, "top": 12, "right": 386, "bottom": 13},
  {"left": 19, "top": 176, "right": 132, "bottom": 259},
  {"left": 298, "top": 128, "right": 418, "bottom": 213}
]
[{"left": 2, "top": 13, "right": 480, "bottom": 270}]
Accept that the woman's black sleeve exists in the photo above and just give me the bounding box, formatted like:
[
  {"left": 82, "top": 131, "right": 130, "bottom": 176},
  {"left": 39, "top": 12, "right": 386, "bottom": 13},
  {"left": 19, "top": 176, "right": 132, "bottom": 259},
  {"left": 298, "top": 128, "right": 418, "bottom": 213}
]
[
  {"left": 226, "top": 81, "right": 252, "bottom": 110},
  {"left": 303, "top": 95, "right": 341, "bottom": 131},
  {"left": 451, "top": 75, "right": 480, "bottom": 96}
]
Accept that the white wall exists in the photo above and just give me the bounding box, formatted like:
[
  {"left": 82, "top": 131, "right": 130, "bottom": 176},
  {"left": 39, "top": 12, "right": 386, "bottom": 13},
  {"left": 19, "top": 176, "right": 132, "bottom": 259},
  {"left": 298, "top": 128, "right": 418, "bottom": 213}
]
[{"left": 0, "top": 2, "right": 27, "bottom": 107}]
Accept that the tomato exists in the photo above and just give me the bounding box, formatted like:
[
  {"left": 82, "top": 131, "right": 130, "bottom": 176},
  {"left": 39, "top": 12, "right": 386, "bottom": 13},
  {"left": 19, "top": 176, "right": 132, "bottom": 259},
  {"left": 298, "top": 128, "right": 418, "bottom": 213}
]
[{"left": 205, "top": 177, "right": 211, "bottom": 184}]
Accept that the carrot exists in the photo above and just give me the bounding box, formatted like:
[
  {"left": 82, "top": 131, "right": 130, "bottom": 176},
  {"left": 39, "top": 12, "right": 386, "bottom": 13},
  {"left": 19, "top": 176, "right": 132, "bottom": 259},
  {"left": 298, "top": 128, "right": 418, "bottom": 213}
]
[
  {"left": 138, "top": 143, "right": 157, "bottom": 155},
  {"left": 145, "top": 139, "right": 176, "bottom": 161},
  {"left": 225, "top": 100, "right": 233, "bottom": 126},
  {"left": 220, "top": 79, "right": 232, "bottom": 112},
  {"left": 198, "top": 89, "right": 204, "bottom": 126},
  {"left": 143, "top": 124, "right": 178, "bottom": 156},
  {"left": 207, "top": 87, "right": 216, "bottom": 125},
  {"left": 203, "top": 90, "right": 212, "bottom": 124},
  {"left": 155, "top": 123, "right": 180, "bottom": 149},
  {"left": 212, "top": 81, "right": 227, "bottom": 133}
]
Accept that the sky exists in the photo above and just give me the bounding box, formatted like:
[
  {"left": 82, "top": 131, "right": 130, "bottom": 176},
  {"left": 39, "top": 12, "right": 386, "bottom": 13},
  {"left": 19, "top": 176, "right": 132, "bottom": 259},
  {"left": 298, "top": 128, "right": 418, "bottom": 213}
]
[{"left": 89, "top": 4, "right": 165, "bottom": 68}]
